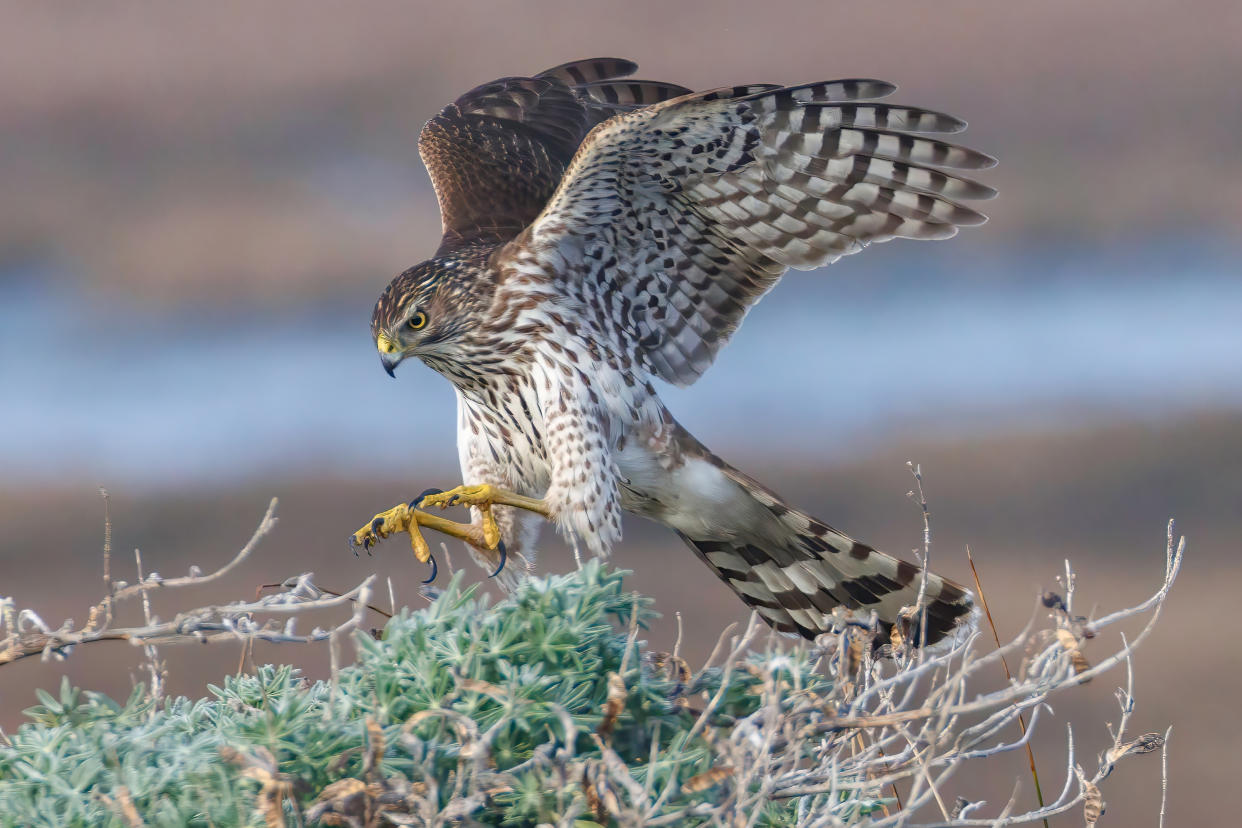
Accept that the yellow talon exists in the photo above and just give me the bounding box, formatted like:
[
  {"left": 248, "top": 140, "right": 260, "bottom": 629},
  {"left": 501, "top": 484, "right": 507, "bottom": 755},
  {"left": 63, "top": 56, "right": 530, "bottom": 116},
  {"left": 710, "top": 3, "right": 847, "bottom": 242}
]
[
  {"left": 351, "top": 502, "right": 434, "bottom": 563},
  {"left": 350, "top": 484, "right": 552, "bottom": 575}
]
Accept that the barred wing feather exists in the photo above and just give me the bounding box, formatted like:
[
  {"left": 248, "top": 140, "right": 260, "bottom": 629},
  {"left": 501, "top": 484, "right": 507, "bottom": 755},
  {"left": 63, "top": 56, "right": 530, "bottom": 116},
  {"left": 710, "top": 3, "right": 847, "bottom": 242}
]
[{"left": 511, "top": 79, "right": 996, "bottom": 386}]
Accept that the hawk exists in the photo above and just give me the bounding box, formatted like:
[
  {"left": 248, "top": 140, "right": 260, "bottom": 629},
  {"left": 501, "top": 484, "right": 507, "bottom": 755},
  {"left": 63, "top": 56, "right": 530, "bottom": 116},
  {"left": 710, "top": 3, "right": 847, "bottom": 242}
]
[{"left": 351, "top": 58, "right": 994, "bottom": 645}]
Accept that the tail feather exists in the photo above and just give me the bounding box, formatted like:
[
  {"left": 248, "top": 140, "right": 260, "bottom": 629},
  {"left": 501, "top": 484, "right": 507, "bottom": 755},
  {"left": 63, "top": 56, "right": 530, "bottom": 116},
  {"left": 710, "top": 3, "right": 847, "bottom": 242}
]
[{"left": 678, "top": 466, "right": 975, "bottom": 647}]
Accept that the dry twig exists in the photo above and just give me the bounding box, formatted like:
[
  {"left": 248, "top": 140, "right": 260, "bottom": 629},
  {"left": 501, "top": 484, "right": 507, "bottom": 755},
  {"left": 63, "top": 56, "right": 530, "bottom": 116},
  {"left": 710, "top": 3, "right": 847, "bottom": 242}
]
[{"left": 0, "top": 499, "right": 374, "bottom": 669}]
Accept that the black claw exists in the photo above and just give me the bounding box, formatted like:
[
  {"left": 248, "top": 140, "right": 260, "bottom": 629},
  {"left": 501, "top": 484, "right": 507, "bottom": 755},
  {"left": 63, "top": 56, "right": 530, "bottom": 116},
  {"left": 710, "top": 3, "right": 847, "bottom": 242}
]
[
  {"left": 489, "top": 539, "right": 507, "bottom": 579},
  {"left": 421, "top": 553, "right": 438, "bottom": 584},
  {"left": 369, "top": 517, "right": 384, "bottom": 533},
  {"left": 362, "top": 536, "right": 373, "bottom": 552},
  {"left": 410, "top": 488, "right": 444, "bottom": 509},
  {"left": 446, "top": 494, "right": 460, "bottom": 506},
  {"left": 348, "top": 535, "right": 359, "bottom": 557}
]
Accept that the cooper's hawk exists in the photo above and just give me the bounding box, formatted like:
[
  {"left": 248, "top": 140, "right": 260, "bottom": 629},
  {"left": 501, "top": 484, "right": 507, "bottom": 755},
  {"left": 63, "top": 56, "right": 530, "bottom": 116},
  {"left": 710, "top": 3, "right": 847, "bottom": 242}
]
[{"left": 351, "top": 58, "right": 993, "bottom": 645}]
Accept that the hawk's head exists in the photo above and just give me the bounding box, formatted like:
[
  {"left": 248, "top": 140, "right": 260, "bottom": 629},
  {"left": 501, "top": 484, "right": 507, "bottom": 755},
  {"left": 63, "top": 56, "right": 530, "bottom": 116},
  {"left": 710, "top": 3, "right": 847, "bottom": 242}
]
[{"left": 370, "top": 255, "right": 481, "bottom": 376}]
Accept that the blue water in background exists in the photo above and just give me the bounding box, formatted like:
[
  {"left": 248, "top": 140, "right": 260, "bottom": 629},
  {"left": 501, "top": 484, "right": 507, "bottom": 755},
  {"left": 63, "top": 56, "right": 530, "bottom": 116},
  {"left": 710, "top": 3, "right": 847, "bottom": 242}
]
[{"left": 1, "top": 242, "right": 1239, "bottom": 490}]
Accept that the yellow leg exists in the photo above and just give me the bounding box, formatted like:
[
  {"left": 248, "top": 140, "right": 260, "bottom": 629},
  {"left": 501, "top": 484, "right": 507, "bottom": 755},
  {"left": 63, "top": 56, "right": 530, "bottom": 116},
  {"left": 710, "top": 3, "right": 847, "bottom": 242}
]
[
  {"left": 350, "top": 485, "right": 551, "bottom": 580},
  {"left": 420, "top": 484, "right": 552, "bottom": 522}
]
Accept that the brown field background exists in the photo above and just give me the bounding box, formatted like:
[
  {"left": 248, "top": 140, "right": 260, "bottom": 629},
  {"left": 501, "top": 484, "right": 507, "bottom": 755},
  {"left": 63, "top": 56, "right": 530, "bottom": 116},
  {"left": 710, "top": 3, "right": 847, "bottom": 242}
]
[
  {"left": 2, "top": 2, "right": 1241, "bottom": 825},
  {"left": 3, "top": 0, "right": 1240, "bottom": 304}
]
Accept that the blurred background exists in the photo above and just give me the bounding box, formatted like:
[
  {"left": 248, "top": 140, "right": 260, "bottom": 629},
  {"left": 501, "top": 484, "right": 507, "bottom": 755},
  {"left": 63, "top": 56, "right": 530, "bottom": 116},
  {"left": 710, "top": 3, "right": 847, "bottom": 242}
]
[{"left": 1, "top": 1, "right": 1239, "bottom": 823}]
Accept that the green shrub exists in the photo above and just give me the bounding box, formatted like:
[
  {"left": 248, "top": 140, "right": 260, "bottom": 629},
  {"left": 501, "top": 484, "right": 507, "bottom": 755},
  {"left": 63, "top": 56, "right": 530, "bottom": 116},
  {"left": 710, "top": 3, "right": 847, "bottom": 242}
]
[
  {"left": 0, "top": 563, "right": 828, "bottom": 826},
  {"left": 0, "top": 534, "right": 1181, "bottom": 827}
]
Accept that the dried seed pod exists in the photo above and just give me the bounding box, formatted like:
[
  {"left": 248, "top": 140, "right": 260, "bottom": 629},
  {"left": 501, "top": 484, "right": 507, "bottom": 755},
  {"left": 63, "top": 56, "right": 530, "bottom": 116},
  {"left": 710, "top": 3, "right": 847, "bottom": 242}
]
[
  {"left": 363, "top": 716, "right": 385, "bottom": 779},
  {"left": 597, "top": 672, "right": 627, "bottom": 741},
  {"left": 582, "top": 767, "right": 607, "bottom": 825},
  {"left": 97, "top": 786, "right": 145, "bottom": 828},
  {"left": 1083, "top": 779, "right": 1104, "bottom": 826},
  {"left": 457, "top": 677, "right": 510, "bottom": 702},
  {"left": 307, "top": 778, "right": 370, "bottom": 826},
  {"left": 1105, "top": 732, "right": 1166, "bottom": 765},
  {"left": 847, "top": 637, "right": 866, "bottom": 676},
  {"left": 651, "top": 650, "right": 691, "bottom": 686},
  {"left": 682, "top": 765, "right": 734, "bottom": 793},
  {"left": 889, "top": 621, "right": 905, "bottom": 651},
  {"left": 223, "top": 746, "right": 303, "bottom": 828},
  {"left": 1056, "top": 628, "right": 1091, "bottom": 679}
]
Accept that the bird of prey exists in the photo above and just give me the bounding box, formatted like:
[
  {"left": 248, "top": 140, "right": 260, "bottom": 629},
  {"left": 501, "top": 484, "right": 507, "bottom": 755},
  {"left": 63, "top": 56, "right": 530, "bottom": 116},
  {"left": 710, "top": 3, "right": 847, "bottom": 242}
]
[{"left": 351, "top": 58, "right": 994, "bottom": 645}]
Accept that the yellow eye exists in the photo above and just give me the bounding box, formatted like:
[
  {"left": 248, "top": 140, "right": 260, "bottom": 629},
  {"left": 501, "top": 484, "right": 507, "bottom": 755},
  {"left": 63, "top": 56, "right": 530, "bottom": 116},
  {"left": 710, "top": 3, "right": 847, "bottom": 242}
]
[{"left": 407, "top": 312, "right": 427, "bottom": 330}]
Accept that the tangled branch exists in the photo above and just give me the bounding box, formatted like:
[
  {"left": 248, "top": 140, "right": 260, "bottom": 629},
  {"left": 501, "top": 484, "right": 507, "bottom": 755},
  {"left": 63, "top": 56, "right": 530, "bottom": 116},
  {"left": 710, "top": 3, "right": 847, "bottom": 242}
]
[
  {"left": 0, "top": 498, "right": 374, "bottom": 668},
  {"left": 558, "top": 525, "right": 1183, "bottom": 827},
  {"left": 0, "top": 495, "right": 1181, "bottom": 826}
]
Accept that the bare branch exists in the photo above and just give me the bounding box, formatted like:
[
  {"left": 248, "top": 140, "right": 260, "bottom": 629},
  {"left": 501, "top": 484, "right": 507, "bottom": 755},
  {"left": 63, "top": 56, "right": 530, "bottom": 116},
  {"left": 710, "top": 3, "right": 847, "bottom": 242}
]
[{"left": 0, "top": 498, "right": 374, "bottom": 668}]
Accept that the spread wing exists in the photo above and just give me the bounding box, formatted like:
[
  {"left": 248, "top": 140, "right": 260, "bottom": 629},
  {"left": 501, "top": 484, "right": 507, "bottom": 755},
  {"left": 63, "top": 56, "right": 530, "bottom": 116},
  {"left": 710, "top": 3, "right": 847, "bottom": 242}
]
[
  {"left": 501, "top": 80, "right": 996, "bottom": 386},
  {"left": 418, "top": 58, "right": 691, "bottom": 252}
]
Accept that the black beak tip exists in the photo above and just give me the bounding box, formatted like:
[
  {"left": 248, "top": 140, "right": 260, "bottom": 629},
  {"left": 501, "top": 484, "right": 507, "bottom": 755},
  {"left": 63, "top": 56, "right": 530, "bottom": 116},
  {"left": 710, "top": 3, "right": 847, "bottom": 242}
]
[{"left": 381, "top": 357, "right": 396, "bottom": 378}]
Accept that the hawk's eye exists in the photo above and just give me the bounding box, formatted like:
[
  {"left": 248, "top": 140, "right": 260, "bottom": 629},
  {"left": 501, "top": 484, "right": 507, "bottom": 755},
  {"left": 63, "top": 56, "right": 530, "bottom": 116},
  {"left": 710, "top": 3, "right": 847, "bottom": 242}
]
[{"left": 407, "top": 312, "right": 428, "bottom": 330}]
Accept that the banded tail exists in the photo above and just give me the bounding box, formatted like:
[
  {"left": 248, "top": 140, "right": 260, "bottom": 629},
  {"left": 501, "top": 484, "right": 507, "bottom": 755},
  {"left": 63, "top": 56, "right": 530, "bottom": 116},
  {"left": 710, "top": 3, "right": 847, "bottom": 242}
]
[{"left": 674, "top": 461, "right": 975, "bottom": 647}]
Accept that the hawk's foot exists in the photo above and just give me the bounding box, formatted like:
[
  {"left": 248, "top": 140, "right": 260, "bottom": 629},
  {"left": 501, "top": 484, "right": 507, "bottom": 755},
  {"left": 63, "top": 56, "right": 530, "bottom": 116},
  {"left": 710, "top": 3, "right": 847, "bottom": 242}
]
[
  {"left": 349, "top": 500, "right": 487, "bottom": 581},
  {"left": 349, "top": 485, "right": 549, "bottom": 580},
  {"left": 419, "top": 486, "right": 551, "bottom": 551},
  {"left": 350, "top": 502, "right": 429, "bottom": 563},
  {"left": 421, "top": 484, "right": 551, "bottom": 524}
]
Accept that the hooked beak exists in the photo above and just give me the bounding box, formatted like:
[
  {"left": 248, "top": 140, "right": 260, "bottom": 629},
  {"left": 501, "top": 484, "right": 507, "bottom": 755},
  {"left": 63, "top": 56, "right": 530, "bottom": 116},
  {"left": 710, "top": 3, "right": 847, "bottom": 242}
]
[{"left": 377, "top": 333, "right": 400, "bottom": 378}]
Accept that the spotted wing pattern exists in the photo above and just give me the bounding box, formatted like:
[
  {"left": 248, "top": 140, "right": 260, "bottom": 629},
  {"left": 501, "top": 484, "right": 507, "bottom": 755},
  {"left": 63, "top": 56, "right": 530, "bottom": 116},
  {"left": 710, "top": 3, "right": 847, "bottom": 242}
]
[
  {"left": 510, "top": 80, "right": 996, "bottom": 385},
  {"left": 418, "top": 58, "right": 691, "bottom": 250}
]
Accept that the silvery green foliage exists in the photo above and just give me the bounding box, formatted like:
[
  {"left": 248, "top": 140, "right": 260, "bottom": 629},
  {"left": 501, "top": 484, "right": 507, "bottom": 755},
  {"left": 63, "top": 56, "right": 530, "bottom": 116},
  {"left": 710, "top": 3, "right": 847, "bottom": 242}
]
[
  {"left": 0, "top": 563, "right": 829, "bottom": 826},
  {"left": 0, "top": 543, "right": 1179, "bottom": 827}
]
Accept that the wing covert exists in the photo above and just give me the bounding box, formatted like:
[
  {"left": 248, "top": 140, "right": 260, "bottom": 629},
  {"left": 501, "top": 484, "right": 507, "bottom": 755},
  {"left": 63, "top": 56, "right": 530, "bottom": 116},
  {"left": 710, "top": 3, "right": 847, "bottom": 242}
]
[
  {"left": 502, "top": 79, "right": 997, "bottom": 386},
  {"left": 417, "top": 58, "right": 690, "bottom": 251}
]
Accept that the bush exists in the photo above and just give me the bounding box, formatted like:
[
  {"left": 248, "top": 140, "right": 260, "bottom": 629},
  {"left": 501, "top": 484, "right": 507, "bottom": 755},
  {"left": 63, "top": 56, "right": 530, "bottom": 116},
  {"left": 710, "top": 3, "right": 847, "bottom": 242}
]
[
  {"left": 0, "top": 516, "right": 1181, "bottom": 826},
  {"left": 1, "top": 564, "right": 820, "bottom": 825}
]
